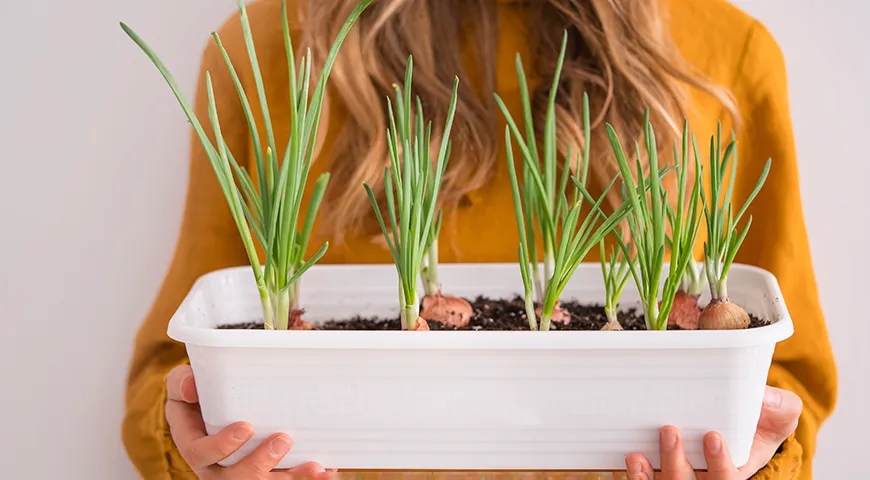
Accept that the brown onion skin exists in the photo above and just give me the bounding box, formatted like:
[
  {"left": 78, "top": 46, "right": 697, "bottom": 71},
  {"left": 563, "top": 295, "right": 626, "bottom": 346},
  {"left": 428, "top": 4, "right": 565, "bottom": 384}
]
[
  {"left": 288, "top": 309, "right": 317, "bottom": 330},
  {"left": 600, "top": 321, "right": 623, "bottom": 331},
  {"left": 420, "top": 292, "right": 473, "bottom": 328},
  {"left": 667, "top": 290, "right": 702, "bottom": 330},
  {"left": 699, "top": 297, "right": 750, "bottom": 330}
]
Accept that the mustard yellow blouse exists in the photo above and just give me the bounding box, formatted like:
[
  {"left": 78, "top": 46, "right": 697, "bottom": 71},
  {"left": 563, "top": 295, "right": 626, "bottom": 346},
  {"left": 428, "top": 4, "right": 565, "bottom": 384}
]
[{"left": 122, "top": 0, "right": 836, "bottom": 478}]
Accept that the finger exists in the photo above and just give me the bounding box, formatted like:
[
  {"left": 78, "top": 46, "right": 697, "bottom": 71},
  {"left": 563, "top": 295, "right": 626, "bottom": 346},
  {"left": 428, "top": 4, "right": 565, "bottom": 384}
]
[
  {"left": 702, "top": 432, "right": 739, "bottom": 479},
  {"left": 165, "top": 400, "right": 206, "bottom": 447},
  {"left": 659, "top": 425, "right": 695, "bottom": 479},
  {"left": 625, "top": 452, "right": 655, "bottom": 479},
  {"left": 738, "top": 387, "right": 802, "bottom": 475},
  {"left": 317, "top": 467, "right": 338, "bottom": 480},
  {"left": 274, "top": 462, "right": 329, "bottom": 479},
  {"left": 166, "top": 400, "right": 254, "bottom": 470},
  {"left": 226, "top": 433, "right": 293, "bottom": 476},
  {"left": 183, "top": 421, "right": 254, "bottom": 471},
  {"left": 166, "top": 364, "right": 198, "bottom": 403}
]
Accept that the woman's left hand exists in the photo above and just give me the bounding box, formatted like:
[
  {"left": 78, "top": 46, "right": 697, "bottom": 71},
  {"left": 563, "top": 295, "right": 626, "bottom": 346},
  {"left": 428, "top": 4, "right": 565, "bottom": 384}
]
[{"left": 624, "top": 386, "right": 802, "bottom": 479}]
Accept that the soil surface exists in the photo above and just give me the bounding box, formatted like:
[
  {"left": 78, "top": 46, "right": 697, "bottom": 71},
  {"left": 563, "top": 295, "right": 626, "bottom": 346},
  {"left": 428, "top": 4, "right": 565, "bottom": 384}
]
[{"left": 218, "top": 296, "right": 769, "bottom": 331}]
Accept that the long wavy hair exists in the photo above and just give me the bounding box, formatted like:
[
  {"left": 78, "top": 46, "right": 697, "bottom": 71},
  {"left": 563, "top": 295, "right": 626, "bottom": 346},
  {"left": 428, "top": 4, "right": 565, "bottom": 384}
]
[{"left": 300, "top": 0, "right": 737, "bottom": 238}]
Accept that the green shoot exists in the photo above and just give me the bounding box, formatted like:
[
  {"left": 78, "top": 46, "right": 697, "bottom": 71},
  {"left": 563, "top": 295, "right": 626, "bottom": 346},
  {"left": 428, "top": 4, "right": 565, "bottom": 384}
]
[
  {"left": 523, "top": 171, "right": 544, "bottom": 303},
  {"left": 599, "top": 239, "right": 632, "bottom": 325},
  {"left": 420, "top": 211, "right": 443, "bottom": 297},
  {"left": 365, "top": 59, "right": 460, "bottom": 330},
  {"left": 504, "top": 128, "right": 541, "bottom": 331},
  {"left": 681, "top": 258, "right": 706, "bottom": 297},
  {"left": 666, "top": 229, "right": 706, "bottom": 298},
  {"left": 701, "top": 124, "right": 771, "bottom": 300},
  {"left": 500, "top": 33, "right": 632, "bottom": 331},
  {"left": 495, "top": 32, "right": 589, "bottom": 300},
  {"left": 120, "top": 0, "right": 373, "bottom": 329},
  {"left": 611, "top": 116, "right": 703, "bottom": 331}
]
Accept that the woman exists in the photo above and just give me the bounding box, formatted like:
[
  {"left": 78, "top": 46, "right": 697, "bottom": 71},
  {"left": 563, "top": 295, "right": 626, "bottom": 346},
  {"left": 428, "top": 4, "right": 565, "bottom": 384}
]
[{"left": 122, "top": 0, "right": 836, "bottom": 478}]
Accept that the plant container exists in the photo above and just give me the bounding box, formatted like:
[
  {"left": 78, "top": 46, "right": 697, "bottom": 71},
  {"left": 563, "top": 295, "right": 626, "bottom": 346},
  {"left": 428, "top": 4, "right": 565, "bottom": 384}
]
[{"left": 167, "top": 262, "right": 793, "bottom": 471}]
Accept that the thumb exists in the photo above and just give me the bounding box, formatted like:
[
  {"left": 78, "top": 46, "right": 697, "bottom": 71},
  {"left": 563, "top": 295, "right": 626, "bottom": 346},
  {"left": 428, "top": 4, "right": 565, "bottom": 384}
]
[
  {"left": 165, "top": 364, "right": 198, "bottom": 404},
  {"left": 739, "top": 386, "right": 802, "bottom": 476},
  {"left": 757, "top": 387, "right": 802, "bottom": 443}
]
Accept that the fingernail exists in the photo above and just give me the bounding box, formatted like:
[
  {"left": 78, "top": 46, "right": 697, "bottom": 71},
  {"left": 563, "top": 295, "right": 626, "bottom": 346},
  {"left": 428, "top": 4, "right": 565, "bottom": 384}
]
[
  {"left": 661, "top": 428, "right": 677, "bottom": 449},
  {"left": 180, "top": 375, "right": 194, "bottom": 402},
  {"left": 705, "top": 433, "right": 722, "bottom": 454},
  {"left": 270, "top": 436, "right": 292, "bottom": 457},
  {"left": 232, "top": 424, "right": 252, "bottom": 441},
  {"left": 627, "top": 462, "right": 643, "bottom": 474},
  {"left": 764, "top": 388, "right": 783, "bottom": 409}
]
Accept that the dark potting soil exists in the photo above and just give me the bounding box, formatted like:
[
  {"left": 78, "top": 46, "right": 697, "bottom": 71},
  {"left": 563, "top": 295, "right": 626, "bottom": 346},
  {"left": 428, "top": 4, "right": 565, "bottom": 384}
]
[
  {"left": 320, "top": 296, "right": 645, "bottom": 331},
  {"left": 217, "top": 296, "right": 770, "bottom": 331},
  {"left": 748, "top": 315, "right": 768, "bottom": 329},
  {"left": 217, "top": 322, "right": 264, "bottom": 330}
]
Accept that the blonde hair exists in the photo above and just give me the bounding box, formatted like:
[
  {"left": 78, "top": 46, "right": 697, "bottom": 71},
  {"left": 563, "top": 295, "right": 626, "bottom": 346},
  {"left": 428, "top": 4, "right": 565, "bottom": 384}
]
[{"left": 301, "top": 0, "right": 737, "bottom": 238}]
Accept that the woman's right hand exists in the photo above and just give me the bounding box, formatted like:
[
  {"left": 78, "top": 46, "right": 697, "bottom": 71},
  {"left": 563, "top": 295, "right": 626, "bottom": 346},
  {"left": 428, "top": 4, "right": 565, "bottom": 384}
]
[{"left": 165, "top": 364, "right": 330, "bottom": 479}]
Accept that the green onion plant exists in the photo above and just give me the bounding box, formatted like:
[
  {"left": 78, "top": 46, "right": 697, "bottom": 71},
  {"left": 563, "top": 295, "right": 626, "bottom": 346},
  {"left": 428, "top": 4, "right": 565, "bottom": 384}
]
[
  {"left": 599, "top": 239, "right": 632, "bottom": 330},
  {"left": 499, "top": 33, "right": 632, "bottom": 331},
  {"left": 120, "top": 0, "right": 373, "bottom": 329},
  {"left": 698, "top": 124, "right": 771, "bottom": 329},
  {"left": 495, "top": 33, "right": 584, "bottom": 302},
  {"left": 365, "top": 59, "right": 460, "bottom": 331},
  {"left": 418, "top": 207, "right": 474, "bottom": 327},
  {"left": 662, "top": 235, "right": 705, "bottom": 329},
  {"left": 611, "top": 117, "right": 703, "bottom": 331}
]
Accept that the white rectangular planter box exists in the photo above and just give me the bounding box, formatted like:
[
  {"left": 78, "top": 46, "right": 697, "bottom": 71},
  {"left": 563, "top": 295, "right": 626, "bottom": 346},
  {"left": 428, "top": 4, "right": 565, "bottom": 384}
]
[{"left": 168, "top": 263, "right": 793, "bottom": 471}]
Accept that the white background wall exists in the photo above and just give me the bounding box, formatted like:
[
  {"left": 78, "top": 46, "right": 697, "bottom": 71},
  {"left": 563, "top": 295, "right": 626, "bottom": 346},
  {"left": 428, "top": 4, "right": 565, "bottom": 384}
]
[
  {"left": 733, "top": 1, "right": 870, "bottom": 476},
  {"left": 0, "top": 0, "right": 865, "bottom": 478}
]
